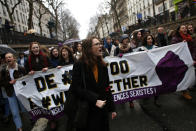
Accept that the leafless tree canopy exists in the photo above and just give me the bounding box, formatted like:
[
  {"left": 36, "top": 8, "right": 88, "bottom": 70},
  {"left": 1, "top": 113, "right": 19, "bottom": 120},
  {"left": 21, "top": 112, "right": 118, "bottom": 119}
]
[
  {"left": 0, "top": 0, "right": 22, "bottom": 26},
  {"left": 88, "top": 15, "right": 100, "bottom": 38},
  {"left": 46, "top": 0, "right": 64, "bottom": 39},
  {"left": 34, "top": 0, "right": 48, "bottom": 36},
  {"left": 60, "top": 9, "right": 80, "bottom": 40}
]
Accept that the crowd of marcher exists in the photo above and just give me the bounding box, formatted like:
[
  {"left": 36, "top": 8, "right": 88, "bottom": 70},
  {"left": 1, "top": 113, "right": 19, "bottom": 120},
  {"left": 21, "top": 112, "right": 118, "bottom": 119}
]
[{"left": 0, "top": 23, "right": 196, "bottom": 131}]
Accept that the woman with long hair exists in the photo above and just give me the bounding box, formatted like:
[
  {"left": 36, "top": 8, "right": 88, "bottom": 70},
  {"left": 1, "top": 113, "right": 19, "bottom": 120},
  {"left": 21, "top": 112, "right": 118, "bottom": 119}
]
[
  {"left": 70, "top": 37, "right": 117, "bottom": 131},
  {"left": 130, "top": 31, "right": 143, "bottom": 50},
  {"left": 25, "top": 42, "right": 50, "bottom": 74},
  {"left": 141, "top": 34, "right": 157, "bottom": 50},
  {"left": 73, "top": 42, "right": 82, "bottom": 60},
  {"left": 171, "top": 24, "right": 195, "bottom": 100},
  {"left": 58, "top": 46, "right": 74, "bottom": 66},
  {"left": 50, "top": 47, "right": 59, "bottom": 68}
]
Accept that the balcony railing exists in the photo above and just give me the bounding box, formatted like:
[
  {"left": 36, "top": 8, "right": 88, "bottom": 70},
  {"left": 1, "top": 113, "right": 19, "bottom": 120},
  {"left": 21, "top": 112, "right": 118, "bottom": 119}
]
[
  {"left": 154, "top": 0, "right": 164, "bottom": 5},
  {"left": 0, "top": 28, "right": 62, "bottom": 47}
]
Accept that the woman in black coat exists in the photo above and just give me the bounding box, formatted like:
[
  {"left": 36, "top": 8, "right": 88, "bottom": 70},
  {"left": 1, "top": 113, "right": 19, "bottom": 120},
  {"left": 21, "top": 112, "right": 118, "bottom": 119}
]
[
  {"left": 50, "top": 47, "right": 59, "bottom": 68},
  {"left": 58, "top": 46, "right": 74, "bottom": 66},
  {"left": 71, "top": 37, "right": 117, "bottom": 131}
]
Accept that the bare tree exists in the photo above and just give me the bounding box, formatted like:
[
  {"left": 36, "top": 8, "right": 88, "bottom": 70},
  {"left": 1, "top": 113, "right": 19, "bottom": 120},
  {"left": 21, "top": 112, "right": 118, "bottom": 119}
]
[
  {"left": 105, "top": 0, "right": 122, "bottom": 33},
  {"left": 46, "top": 0, "right": 64, "bottom": 39},
  {"left": 34, "top": 0, "right": 48, "bottom": 36},
  {"left": 98, "top": 3, "right": 109, "bottom": 36},
  {"left": 26, "top": 0, "right": 37, "bottom": 30},
  {"left": 60, "top": 9, "right": 79, "bottom": 40},
  {"left": 0, "top": 0, "right": 22, "bottom": 27},
  {"left": 89, "top": 15, "right": 100, "bottom": 38}
]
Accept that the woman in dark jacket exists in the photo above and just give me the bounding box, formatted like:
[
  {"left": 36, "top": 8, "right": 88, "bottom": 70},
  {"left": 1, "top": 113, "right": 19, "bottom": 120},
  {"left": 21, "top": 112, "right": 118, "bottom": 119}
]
[
  {"left": 58, "top": 46, "right": 74, "bottom": 67},
  {"left": 1, "top": 53, "right": 26, "bottom": 131},
  {"left": 50, "top": 47, "right": 59, "bottom": 68},
  {"left": 25, "top": 42, "right": 50, "bottom": 74},
  {"left": 71, "top": 37, "right": 117, "bottom": 131},
  {"left": 171, "top": 24, "right": 195, "bottom": 100},
  {"left": 114, "top": 34, "right": 133, "bottom": 57},
  {"left": 114, "top": 34, "right": 134, "bottom": 108},
  {"left": 130, "top": 30, "right": 143, "bottom": 49}
]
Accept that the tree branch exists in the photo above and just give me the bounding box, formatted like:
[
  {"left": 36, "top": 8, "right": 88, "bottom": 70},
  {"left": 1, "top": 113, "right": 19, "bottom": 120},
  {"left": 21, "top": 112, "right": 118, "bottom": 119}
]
[
  {"left": 0, "top": 0, "right": 6, "bottom": 6},
  {"left": 11, "top": 0, "right": 22, "bottom": 15}
]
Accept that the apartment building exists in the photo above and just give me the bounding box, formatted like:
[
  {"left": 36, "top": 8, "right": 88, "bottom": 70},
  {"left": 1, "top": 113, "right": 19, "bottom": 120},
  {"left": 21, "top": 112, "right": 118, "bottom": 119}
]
[{"left": 0, "top": 0, "right": 63, "bottom": 41}]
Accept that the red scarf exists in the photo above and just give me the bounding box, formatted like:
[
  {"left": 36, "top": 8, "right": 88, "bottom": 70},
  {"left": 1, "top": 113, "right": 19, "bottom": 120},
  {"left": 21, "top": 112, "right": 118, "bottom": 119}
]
[
  {"left": 28, "top": 51, "right": 48, "bottom": 71},
  {"left": 180, "top": 32, "right": 193, "bottom": 42}
]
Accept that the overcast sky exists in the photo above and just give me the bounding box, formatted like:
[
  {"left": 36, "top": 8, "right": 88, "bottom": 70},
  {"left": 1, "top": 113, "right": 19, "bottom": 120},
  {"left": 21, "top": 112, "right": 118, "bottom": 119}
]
[{"left": 65, "top": 0, "right": 105, "bottom": 39}]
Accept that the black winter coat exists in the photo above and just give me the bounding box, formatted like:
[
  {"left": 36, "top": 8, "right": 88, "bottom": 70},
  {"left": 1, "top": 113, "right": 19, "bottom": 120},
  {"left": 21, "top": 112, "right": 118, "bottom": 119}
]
[
  {"left": 0, "top": 64, "right": 26, "bottom": 97},
  {"left": 71, "top": 61, "right": 115, "bottom": 131}
]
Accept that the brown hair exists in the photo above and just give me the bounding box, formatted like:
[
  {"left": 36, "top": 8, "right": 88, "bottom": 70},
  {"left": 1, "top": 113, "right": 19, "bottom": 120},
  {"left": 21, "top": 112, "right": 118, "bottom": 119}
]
[
  {"left": 59, "top": 45, "right": 74, "bottom": 63},
  {"left": 29, "top": 42, "right": 40, "bottom": 54},
  {"left": 80, "top": 37, "right": 107, "bottom": 68}
]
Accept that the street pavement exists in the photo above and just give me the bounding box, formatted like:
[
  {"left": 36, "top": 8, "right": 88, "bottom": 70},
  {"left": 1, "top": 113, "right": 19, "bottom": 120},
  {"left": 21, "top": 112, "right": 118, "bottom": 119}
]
[{"left": 1, "top": 89, "right": 196, "bottom": 131}]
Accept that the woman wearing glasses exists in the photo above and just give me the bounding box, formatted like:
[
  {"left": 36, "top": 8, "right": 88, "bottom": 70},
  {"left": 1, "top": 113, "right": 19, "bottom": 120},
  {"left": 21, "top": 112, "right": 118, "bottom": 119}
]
[{"left": 70, "top": 37, "right": 117, "bottom": 131}]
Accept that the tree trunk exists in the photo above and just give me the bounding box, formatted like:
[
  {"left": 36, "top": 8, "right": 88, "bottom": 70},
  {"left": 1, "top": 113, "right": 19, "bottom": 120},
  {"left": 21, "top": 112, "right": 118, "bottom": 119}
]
[
  {"left": 96, "top": 29, "right": 100, "bottom": 38},
  {"left": 100, "top": 19, "right": 105, "bottom": 38},
  {"left": 162, "top": 0, "right": 166, "bottom": 22},
  {"left": 28, "top": 1, "right": 34, "bottom": 30},
  {"left": 55, "top": 10, "right": 58, "bottom": 39},
  {"left": 7, "top": 8, "right": 14, "bottom": 25},
  {"left": 39, "top": 20, "right": 42, "bottom": 36},
  {"left": 152, "top": 0, "right": 155, "bottom": 17},
  {"left": 104, "top": 15, "right": 109, "bottom": 35},
  {"left": 114, "top": 9, "right": 122, "bottom": 33}
]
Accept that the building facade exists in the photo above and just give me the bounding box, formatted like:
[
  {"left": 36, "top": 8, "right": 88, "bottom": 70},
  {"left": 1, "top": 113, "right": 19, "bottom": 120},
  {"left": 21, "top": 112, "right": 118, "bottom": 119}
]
[{"left": 0, "top": 0, "right": 63, "bottom": 41}]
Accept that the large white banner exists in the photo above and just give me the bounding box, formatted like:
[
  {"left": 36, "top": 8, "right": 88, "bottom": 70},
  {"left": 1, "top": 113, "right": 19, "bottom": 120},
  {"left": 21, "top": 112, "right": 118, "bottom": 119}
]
[
  {"left": 14, "top": 42, "right": 195, "bottom": 119},
  {"left": 14, "top": 65, "right": 73, "bottom": 120},
  {"left": 104, "top": 42, "right": 195, "bottom": 103}
]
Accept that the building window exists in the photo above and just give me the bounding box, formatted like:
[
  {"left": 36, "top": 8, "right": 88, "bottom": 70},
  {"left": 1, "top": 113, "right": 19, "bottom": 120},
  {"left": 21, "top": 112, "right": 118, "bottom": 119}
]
[
  {"left": 148, "top": 8, "right": 151, "bottom": 16},
  {"left": 16, "top": 10, "right": 19, "bottom": 22},
  {"left": 158, "top": 6, "right": 163, "bottom": 13},
  {"left": 15, "top": 24, "right": 18, "bottom": 31},
  {"left": 169, "top": 0, "right": 174, "bottom": 7},
  {"left": 19, "top": 24, "right": 21, "bottom": 32},
  {"left": 23, "top": 14, "right": 25, "bottom": 25},
  {"left": 165, "top": 3, "right": 167, "bottom": 10},
  {"left": 3, "top": 6, "right": 7, "bottom": 16},
  {"left": 10, "top": 0, "right": 13, "bottom": 5},
  {"left": 26, "top": 16, "right": 27, "bottom": 25},
  {"left": 13, "top": 15, "right": 15, "bottom": 21},
  {"left": 20, "top": 13, "right": 23, "bottom": 24}
]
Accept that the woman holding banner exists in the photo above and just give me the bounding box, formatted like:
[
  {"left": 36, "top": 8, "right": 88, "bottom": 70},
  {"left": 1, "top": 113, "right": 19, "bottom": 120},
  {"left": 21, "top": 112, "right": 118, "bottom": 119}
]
[
  {"left": 171, "top": 24, "right": 195, "bottom": 100},
  {"left": 25, "top": 42, "right": 50, "bottom": 74},
  {"left": 137, "top": 35, "right": 161, "bottom": 106},
  {"left": 25, "top": 42, "right": 53, "bottom": 128},
  {"left": 139, "top": 34, "right": 157, "bottom": 51},
  {"left": 114, "top": 34, "right": 134, "bottom": 108},
  {"left": 50, "top": 47, "right": 59, "bottom": 68},
  {"left": 70, "top": 37, "right": 117, "bottom": 131},
  {"left": 1, "top": 53, "right": 26, "bottom": 131}
]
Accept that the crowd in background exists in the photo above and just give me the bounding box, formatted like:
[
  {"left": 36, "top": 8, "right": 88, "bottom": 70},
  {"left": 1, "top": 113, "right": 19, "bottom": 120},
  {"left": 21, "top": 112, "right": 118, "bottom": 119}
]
[{"left": 0, "top": 23, "right": 196, "bottom": 131}]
